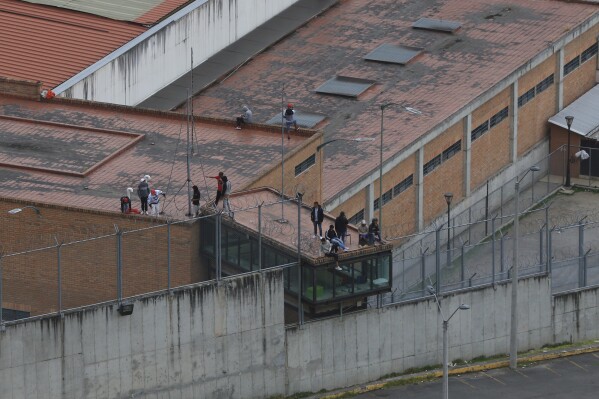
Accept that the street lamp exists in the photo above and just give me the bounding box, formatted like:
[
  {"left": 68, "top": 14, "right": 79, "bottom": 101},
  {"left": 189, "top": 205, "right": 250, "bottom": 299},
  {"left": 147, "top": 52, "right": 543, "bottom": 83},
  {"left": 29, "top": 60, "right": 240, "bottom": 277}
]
[
  {"left": 509, "top": 164, "right": 540, "bottom": 370},
  {"left": 279, "top": 89, "right": 288, "bottom": 223},
  {"left": 444, "top": 193, "right": 453, "bottom": 251},
  {"left": 379, "top": 103, "right": 421, "bottom": 233},
  {"left": 8, "top": 206, "right": 41, "bottom": 216},
  {"left": 428, "top": 285, "right": 470, "bottom": 399},
  {"left": 564, "top": 115, "right": 574, "bottom": 188}
]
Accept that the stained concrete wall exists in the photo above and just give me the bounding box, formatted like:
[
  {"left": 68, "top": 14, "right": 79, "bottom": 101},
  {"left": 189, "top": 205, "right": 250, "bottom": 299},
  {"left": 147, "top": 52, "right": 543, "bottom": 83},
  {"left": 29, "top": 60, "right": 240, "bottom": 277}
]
[
  {"left": 2, "top": 272, "right": 599, "bottom": 398},
  {"left": 285, "top": 275, "right": 553, "bottom": 394},
  {"left": 0, "top": 270, "right": 286, "bottom": 399}
]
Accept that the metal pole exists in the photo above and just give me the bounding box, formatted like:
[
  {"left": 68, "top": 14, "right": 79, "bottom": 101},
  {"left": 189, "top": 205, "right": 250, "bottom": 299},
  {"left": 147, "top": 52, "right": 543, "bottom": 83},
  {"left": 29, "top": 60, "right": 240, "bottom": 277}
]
[
  {"left": 57, "top": 242, "right": 62, "bottom": 314},
  {"left": 258, "top": 204, "right": 262, "bottom": 270},
  {"left": 443, "top": 319, "right": 449, "bottom": 399},
  {"left": 545, "top": 207, "right": 550, "bottom": 272},
  {"left": 531, "top": 170, "right": 535, "bottom": 203},
  {"left": 583, "top": 249, "right": 590, "bottom": 287},
  {"left": 117, "top": 230, "right": 123, "bottom": 303},
  {"left": 167, "top": 220, "right": 171, "bottom": 294},
  {"left": 186, "top": 89, "right": 192, "bottom": 217},
  {"left": 0, "top": 256, "right": 3, "bottom": 329},
  {"left": 468, "top": 207, "right": 472, "bottom": 244},
  {"left": 297, "top": 193, "right": 304, "bottom": 325},
  {"left": 485, "top": 181, "right": 489, "bottom": 236},
  {"left": 491, "top": 216, "right": 496, "bottom": 285},
  {"left": 379, "top": 105, "right": 384, "bottom": 232},
  {"left": 539, "top": 224, "right": 544, "bottom": 266},
  {"left": 500, "top": 233, "right": 505, "bottom": 274},
  {"left": 216, "top": 213, "right": 222, "bottom": 280},
  {"left": 509, "top": 179, "right": 520, "bottom": 370},
  {"left": 579, "top": 222, "right": 584, "bottom": 288},
  {"left": 565, "top": 124, "right": 572, "bottom": 187},
  {"left": 421, "top": 249, "right": 427, "bottom": 297},
  {"left": 280, "top": 90, "right": 286, "bottom": 222},
  {"left": 446, "top": 203, "right": 451, "bottom": 251},
  {"left": 436, "top": 227, "right": 441, "bottom": 292},
  {"left": 461, "top": 243, "right": 465, "bottom": 288}
]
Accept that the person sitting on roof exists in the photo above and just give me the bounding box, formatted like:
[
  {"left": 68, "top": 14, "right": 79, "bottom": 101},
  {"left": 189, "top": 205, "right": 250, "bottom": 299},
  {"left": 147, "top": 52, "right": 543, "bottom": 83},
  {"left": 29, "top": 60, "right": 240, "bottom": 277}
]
[
  {"left": 235, "top": 105, "right": 252, "bottom": 129},
  {"left": 321, "top": 238, "right": 341, "bottom": 271},
  {"left": 358, "top": 220, "right": 369, "bottom": 247},
  {"left": 326, "top": 225, "right": 349, "bottom": 252},
  {"left": 368, "top": 218, "right": 384, "bottom": 245}
]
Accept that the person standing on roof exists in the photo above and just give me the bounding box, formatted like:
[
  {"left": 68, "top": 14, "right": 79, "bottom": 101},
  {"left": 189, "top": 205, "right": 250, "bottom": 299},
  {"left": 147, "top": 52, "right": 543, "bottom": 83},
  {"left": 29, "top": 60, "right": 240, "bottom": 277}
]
[
  {"left": 283, "top": 103, "right": 298, "bottom": 140},
  {"left": 221, "top": 175, "right": 233, "bottom": 216},
  {"left": 148, "top": 188, "right": 166, "bottom": 216},
  {"left": 209, "top": 172, "right": 224, "bottom": 206},
  {"left": 235, "top": 105, "right": 252, "bottom": 129},
  {"left": 192, "top": 185, "right": 201, "bottom": 217},
  {"left": 335, "top": 211, "right": 349, "bottom": 244},
  {"left": 137, "top": 178, "right": 150, "bottom": 215},
  {"left": 310, "top": 201, "right": 324, "bottom": 238}
]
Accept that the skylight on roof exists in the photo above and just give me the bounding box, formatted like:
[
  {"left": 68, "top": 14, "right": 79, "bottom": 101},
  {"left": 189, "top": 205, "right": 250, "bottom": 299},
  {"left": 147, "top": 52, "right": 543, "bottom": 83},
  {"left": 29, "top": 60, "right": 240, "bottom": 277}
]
[
  {"left": 364, "top": 44, "right": 423, "bottom": 65},
  {"left": 315, "top": 76, "right": 376, "bottom": 98},
  {"left": 412, "top": 18, "right": 461, "bottom": 33}
]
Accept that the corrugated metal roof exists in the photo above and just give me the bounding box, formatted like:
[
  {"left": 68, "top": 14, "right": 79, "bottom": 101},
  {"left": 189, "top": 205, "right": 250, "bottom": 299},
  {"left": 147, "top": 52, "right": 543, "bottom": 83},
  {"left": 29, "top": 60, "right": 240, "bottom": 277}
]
[
  {"left": 20, "top": 0, "right": 190, "bottom": 24},
  {"left": 548, "top": 85, "right": 599, "bottom": 138},
  {"left": 0, "top": 0, "right": 146, "bottom": 89}
]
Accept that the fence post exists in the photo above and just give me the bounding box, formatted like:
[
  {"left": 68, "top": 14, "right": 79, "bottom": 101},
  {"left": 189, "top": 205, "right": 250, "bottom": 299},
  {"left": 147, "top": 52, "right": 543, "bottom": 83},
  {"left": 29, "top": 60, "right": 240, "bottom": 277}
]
[
  {"left": 485, "top": 181, "right": 489, "bottom": 236},
  {"left": 258, "top": 203, "right": 263, "bottom": 270},
  {"left": 491, "top": 215, "right": 496, "bottom": 286},
  {"left": 435, "top": 226, "right": 442, "bottom": 292},
  {"left": 531, "top": 169, "right": 536, "bottom": 203},
  {"left": 500, "top": 233, "right": 505, "bottom": 275},
  {"left": 545, "top": 207, "right": 550, "bottom": 272},
  {"left": 55, "top": 236, "right": 62, "bottom": 316},
  {"left": 578, "top": 221, "right": 585, "bottom": 288},
  {"left": 460, "top": 242, "right": 467, "bottom": 288},
  {"left": 421, "top": 247, "right": 428, "bottom": 297},
  {"left": 500, "top": 185, "right": 504, "bottom": 220},
  {"left": 216, "top": 213, "right": 222, "bottom": 281},
  {"left": 116, "top": 229, "right": 123, "bottom": 303},
  {"left": 583, "top": 249, "right": 591, "bottom": 287},
  {"left": 468, "top": 207, "right": 472, "bottom": 245},
  {"left": 167, "top": 219, "right": 171, "bottom": 295},
  {"left": 548, "top": 226, "right": 556, "bottom": 274},
  {"left": 539, "top": 224, "right": 545, "bottom": 267},
  {"left": 296, "top": 193, "right": 304, "bottom": 325},
  {"left": 0, "top": 256, "right": 3, "bottom": 331}
]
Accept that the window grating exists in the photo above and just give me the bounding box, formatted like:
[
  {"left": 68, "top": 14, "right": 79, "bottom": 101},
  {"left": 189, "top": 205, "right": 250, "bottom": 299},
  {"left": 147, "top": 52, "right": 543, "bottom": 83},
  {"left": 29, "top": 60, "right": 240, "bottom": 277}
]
[
  {"left": 1, "top": 308, "right": 30, "bottom": 322},
  {"left": 382, "top": 189, "right": 393, "bottom": 206},
  {"left": 423, "top": 154, "right": 442, "bottom": 175},
  {"left": 442, "top": 140, "right": 461, "bottom": 161},
  {"left": 471, "top": 121, "right": 489, "bottom": 142},
  {"left": 564, "top": 56, "right": 580, "bottom": 76},
  {"left": 535, "top": 74, "right": 554, "bottom": 94},
  {"left": 374, "top": 197, "right": 380, "bottom": 211},
  {"left": 393, "top": 174, "right": 413, "bottom": 197},
  {"left": 518, "top": 87, "right": 535, "bottom": 108},
  {"left": 294, "top": 154, "right": 315, "bottom": 176},
  {"left": 489, "top": 107, "right": 508, "bottom": 128},
  {"left": 581, "top": 43, "right": 598, "bottom": 63},
  {"left": 364, "top": 44, "right": 424, "bottom": 65},
  {"left": 348, "top": 209, "right": 365, "bottom": 226},
  {"left": 315, "top": 76, "right": 376, "bottom": 97},
  {"left": 412, "top": 18, "right": 461, "bottom": 33}
]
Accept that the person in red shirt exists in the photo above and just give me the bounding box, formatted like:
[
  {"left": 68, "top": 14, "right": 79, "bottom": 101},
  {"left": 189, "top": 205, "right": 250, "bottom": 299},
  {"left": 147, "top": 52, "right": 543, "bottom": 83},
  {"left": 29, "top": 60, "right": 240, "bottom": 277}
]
[{"left": 209, "top": 172, "right": 224, "bottom": 206}]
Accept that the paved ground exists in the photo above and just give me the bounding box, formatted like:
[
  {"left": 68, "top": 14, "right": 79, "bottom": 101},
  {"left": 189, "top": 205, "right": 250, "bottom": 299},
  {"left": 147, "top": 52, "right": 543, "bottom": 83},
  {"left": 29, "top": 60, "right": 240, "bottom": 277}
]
[{"left": 349, "top": 351, "right": 599, "bottom": 399}]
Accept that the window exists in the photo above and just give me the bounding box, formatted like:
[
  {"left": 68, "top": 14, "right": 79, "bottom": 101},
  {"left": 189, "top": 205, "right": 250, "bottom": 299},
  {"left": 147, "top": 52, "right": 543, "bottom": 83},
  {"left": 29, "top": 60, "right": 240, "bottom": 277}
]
[
  {"left": 374, "top": 197, "right": 380, "bottom": 210},
  {"left": 581, "top": 43, "right": 598, "bottom": 63},
  {"left": 535, "top": 74, "right": 554, "bottom": 94},
  {"left": 564, "top": 56, "right": 580, "bottom": 75},
  {"left": 1, "top": 308, "right": 30, "bottom": 322},
  {"left": 393, "top": 174, "right": 413, "bottom": 197},
  {"left": 471, "top": 121, "right": 489, "bottom": 142},
  {"left": 348, "top": 209, "right": 364, "bottom": 225},
  {"left": 294, "top": 154, "right": 315, "bottom": 176},
  {"left": 423, "top": 154, "right": 442, "bottom": 175},
  {"left": 489, "top": 107, "right": 508, "bottom": 128},
  {"left": 382, "top": 189, "right": 393, "bottom": 206},
  {"left": 442, "top": 140, "right": 461, "bottom": 161},
  {"left": 518, "top": 87, "right": 535, "bottom": 108}
]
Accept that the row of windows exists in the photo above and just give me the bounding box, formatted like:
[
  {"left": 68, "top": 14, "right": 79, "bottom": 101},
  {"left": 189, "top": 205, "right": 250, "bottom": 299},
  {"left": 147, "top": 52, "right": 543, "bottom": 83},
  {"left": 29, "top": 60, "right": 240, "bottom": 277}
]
[
  {"left": 374, "top": 174, "right": 415, "bottom": 210},
  {"left": 295, "top": 154, "right": 316, "bottom": 176},
  {"left": 471, "top": 106, "right": 509, "bottom": 142},
  {"left": 517, "top": 74, "right": 555, "bottom": 108},
  {"left": 564, "top": 42, "right": 598, "bottom": 76},
  {"left": 423, "top": 139, "right": 462, "bottom": 176}
]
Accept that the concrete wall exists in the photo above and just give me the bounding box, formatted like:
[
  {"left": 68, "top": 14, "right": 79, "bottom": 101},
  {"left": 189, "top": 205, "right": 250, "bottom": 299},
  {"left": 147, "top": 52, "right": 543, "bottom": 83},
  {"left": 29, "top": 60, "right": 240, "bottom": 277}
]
[
  {"left": 0, "top": 270, "right": 286, "bottom": 399},
  {"left": 59, "top": 0, "right": 299, "bottom": 106},
  {"left": 2, "top": 271, "right": 599, "bottom": 398}
]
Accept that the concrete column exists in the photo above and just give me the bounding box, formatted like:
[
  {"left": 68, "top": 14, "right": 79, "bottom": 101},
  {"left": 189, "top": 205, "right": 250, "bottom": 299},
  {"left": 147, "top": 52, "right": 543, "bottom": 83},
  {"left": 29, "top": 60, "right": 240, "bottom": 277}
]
[
  {"left": 365, "top": 183, "right": 374, "bottom": 223},
  {"left": 416, "top": 147, "right": 424, "bottom": 231},
  {"left": 463, "top": 114, "right": 472, "bottom": 196},
  {"left": 510, "top": 81, "right": 519, "bottom": 163},
  {"left": 557, "top": 47, "right": 564, "bottom": 111}
]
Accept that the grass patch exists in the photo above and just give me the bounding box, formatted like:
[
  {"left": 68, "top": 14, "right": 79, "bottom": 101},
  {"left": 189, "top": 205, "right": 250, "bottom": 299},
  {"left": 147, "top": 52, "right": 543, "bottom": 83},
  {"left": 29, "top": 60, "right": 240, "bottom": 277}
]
[{"left": 471, "top": 353, "right": 507, "bottom": 363}]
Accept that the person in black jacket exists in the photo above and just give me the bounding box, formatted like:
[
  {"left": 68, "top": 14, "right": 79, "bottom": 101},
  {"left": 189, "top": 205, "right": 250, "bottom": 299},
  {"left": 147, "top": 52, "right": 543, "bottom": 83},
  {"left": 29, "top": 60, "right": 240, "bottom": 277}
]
[
  {"left": 310, "top": 201, "right": 324, "bottom": 238},
  {"left": 334, "top": 211, "right": 349, "bottom": 244}
]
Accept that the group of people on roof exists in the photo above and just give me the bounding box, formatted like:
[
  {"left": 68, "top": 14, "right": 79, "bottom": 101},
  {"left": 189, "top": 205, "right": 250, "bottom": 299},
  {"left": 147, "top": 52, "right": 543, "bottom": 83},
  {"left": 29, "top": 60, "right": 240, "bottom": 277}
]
[{"left": 234, "top": 103, "right": 299, "bottom": 140}]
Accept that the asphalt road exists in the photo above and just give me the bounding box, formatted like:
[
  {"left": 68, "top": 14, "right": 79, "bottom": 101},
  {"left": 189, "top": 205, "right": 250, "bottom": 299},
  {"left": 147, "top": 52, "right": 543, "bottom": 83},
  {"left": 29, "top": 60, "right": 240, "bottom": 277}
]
[{"left": 352, "top": 352, "right": 599, "bottom": 399}]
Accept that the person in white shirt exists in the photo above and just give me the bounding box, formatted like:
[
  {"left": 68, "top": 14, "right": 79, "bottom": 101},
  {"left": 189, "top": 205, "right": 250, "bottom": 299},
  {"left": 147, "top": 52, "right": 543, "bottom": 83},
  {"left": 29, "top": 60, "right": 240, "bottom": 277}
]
[
  {"left": 320, "top": 238, "right": 341, "bottom": 270},
  {"left": 235, "top": 105, "right": 252, "bottom": 129},
  {"left": 148, "top": 188, "right": 166, "bottom": 216}
]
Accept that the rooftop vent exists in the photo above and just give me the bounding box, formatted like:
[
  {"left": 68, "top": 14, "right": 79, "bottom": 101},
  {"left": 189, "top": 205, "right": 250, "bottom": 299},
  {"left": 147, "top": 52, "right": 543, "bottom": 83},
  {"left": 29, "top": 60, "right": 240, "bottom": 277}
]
[
  {"left": 315, "top": 76, "right": 376, "bottom": 98},
  {"left": 265, "top": 111, "right": 326, "bottom": 128},
  {"left": 412, "top": 18, "right": 461, "bottom": 33},
  {"left": 364, "top": 44, "right": 423, "bottom": 65}
]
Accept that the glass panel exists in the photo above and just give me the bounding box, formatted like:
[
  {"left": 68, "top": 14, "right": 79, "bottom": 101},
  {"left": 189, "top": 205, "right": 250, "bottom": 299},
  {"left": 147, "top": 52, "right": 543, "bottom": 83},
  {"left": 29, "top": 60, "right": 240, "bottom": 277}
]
[
  {"left": 288, "top": 264, "right": 299, "bottom": 293},
  {"left": 264, "top": 247, "right": 276, "bottom": 268},
  {"left": 225, "top": 230, "right": 239, "bottom": 266},
  {"left": 353, "top": 259, "right": 373, "bottom": 292},
  {"left": 373, "top": 254, "right": 391, "bottom": 289},
  {"left": 251, "top": 239, "right": 259, "bottom": 270},
  {"left": 239, "top": 234, "right": 251, "bottom": 271},
  {"left": 302, "top": 267, "right": 314, "bottom": 301},
  {"left": 314, "top": 268, "right": 334, "bottom": 301},
  {"left": 334, "top": 263, "right": 353, "bottom": 298},
  {"left": 201, "top": 219, "right": 215, "bottom": 255}
]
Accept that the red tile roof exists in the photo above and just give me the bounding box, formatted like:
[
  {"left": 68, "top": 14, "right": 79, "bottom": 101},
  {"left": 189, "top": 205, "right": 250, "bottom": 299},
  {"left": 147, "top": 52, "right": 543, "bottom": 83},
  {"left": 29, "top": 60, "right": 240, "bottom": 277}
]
[
  {"left": 187, "top": 0, "right": 599, "bottom": 202},
  {"left": 0, "top": 94, "right": 309, "bottom": 218},
  {"left": 0, "top": 0, "right": 146, "bottom": 89}
]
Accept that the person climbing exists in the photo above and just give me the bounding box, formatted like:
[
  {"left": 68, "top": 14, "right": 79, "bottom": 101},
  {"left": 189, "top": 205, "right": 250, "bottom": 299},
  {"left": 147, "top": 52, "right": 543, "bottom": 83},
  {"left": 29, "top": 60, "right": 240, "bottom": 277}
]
[
  {"left": 235, "top": 105, "right": 252, "bottom": 129},
  {"left": 192, "top": 185, "right": 201, "bottom": 217},
  {"left": 137, "top": 178, "right": 150, "bottom": 215},
  {"left": 209, "top": 172, "right": 224, "bottom": 206},
  {"left": 321, "top": 237, "right": 341, "bottom": 271},
  {"left": 283, "top": 103, "right": 298, "bottom": 140},
  {"left": 148, "top": 188, "right": 166, "bottom": 216}
]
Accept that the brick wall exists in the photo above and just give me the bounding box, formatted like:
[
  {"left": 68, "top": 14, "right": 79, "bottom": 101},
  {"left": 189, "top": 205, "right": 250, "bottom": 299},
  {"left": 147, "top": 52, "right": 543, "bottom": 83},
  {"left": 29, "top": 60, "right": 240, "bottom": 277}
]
[
  {"left": 0, "top": 200, "right": 204, "bottom": 315},
  {"left": 549, "top": 126, "right": 581, "bottom": 178},
  {"left": 0, "top": 76, "right": 42, "bottom": 99},
  {"left": 563, "top": 25, "right": 599, "bottom": 107}
]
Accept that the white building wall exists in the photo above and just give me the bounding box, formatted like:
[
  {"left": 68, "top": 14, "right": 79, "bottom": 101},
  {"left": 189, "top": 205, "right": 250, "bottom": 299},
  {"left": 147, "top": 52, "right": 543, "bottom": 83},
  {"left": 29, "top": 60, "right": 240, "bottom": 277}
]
[{"left": 58, "top": 0, "right": 298, "bottom": 106}]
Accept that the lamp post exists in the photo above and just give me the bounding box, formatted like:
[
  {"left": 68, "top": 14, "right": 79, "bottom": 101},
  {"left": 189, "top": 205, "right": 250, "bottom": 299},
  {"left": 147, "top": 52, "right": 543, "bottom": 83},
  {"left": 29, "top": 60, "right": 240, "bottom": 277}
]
[
  {"left": 8, "top": 206, "right": 41, "bottom": 216},
  {"left": 379, "top": 104, "right": 421, "bottom": 233},
  {"left": 428, "top": 285, "right": 470, "bottom": 399},
  {"left": 444, "top": 193, "right": 453, "bottom": 251},
  {"left": 509, "top": 165, "right": 540, "bottom": 370},
  {"left": 279, "top": 89, "right": 288, "bottom": 223},
  {"left": 564, "top": 115, "right": 574, "bottom": 188}
]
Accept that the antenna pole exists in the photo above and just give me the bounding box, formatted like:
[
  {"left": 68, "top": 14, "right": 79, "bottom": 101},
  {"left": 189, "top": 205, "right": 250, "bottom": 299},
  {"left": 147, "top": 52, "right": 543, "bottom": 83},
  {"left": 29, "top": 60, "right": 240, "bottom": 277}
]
[{"left": 185, "top": 50, "right": 194, "bottom": 217}]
